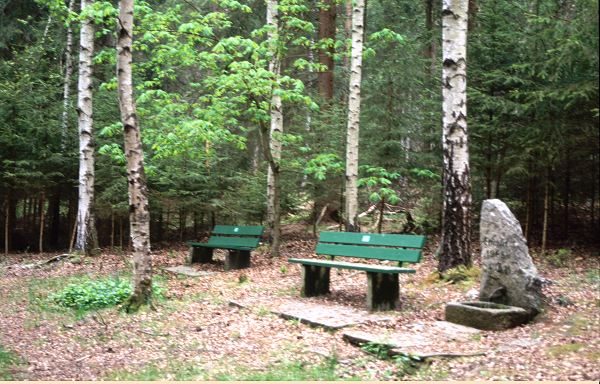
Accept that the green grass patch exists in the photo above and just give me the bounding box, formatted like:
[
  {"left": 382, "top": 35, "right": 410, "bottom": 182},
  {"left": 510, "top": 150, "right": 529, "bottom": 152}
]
[
  {"left": 107, "top": 361, "right": 205, "bottom": 380},
  {"left": 50, "top": 275, "right": 165, "bottom": 312},
  {"left": 563, "top": 315, "right": 591, "bottom": 336},
  {"left": 0, "top": 344, "right": 22, "bottom": 380},
  {"left": 547, "top": 342, "right": 584, "bottom": 357},
  {"left": 214, "top": 357, "right": 348, "bottom": 381}
]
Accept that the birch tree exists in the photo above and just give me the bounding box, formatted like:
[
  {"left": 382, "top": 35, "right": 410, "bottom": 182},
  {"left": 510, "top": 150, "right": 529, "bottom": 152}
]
[
  {"left": 439, "top": 0, "right": 471, "bottom": 272},
  {"left": 75, "top": 0, "right": 98, "bottom": 255},
  {"left": 344, "top": 0, "right": 365, "bottom": 232},
  {"left": 61, "top": 0, "right": 75, "bottom": 149},
  {"left": 266, "top": 0, "right": 283, "bottom": 257},
  {"left": 117, "top": 0, "right": 153, "bottom": 311}
]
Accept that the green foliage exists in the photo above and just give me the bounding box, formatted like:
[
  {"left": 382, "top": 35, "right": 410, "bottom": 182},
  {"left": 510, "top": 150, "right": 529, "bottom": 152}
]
[
  {"left": 358, "top": 166, "right": 401, "bottom": 205},
  {"left": 440, "top": 265, "right": 481, "bottom": 284},
  {"left": 546, "top": 248, "right": 571, "bottom": 267},
  {"left": 305, "top": 153, "right": 344, "bottom": 181},
  {"left": 360, "top": 342, "right": 421, "bottom": 377},
  {"left": 51, "top": 276, "right": 164, "bottom": 311},
  {"left": 214, "top": 358, "right": 345, "bottom": 381},
  {"left": 0, "top": 344, "right": 21, "bottom": 380},
  {"left": 361, "top": 342, "right": 393, "bottom": 359}
]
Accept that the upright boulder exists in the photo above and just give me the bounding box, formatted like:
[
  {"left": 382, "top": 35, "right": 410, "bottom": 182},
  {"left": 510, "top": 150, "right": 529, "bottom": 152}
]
[{"left": 479, "top": 199, "right": 543, "bottom": 316}]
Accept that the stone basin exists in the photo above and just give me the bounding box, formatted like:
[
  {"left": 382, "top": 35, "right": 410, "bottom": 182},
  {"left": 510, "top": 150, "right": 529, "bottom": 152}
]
[{"left": 445, "top": 301, "right": 531, "bottom": 330}]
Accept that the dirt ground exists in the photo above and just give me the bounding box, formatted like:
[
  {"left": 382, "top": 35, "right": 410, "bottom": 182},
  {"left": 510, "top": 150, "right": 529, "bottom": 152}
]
[{"left": 0, "top": 224, "right": 598, "bottom": 380}]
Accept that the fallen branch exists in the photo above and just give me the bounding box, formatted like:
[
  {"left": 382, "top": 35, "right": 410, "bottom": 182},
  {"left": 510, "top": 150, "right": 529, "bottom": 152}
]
[
  {"left": 137, "top": 329, "right": 169, "bottom": 337},
  {"left": 75, "top": 355, "right": 91, "bottom": 363}
]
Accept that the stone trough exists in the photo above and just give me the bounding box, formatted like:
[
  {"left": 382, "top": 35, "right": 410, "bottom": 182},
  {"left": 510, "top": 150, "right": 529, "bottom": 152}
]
[{"left": 445, "top": 301, "right": 530, "bottom": 330}]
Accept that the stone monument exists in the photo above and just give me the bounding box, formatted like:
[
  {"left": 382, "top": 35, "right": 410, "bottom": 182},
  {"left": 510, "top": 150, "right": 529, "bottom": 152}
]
[{"left": 445, "top": 199, "right": 543, "bottom": 329}]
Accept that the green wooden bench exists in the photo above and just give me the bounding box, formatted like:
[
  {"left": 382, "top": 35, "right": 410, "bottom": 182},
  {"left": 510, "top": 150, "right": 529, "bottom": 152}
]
[
  {"left": 288, "top": 231, "right": 426, "bottom": 311},
  {"left": 187, "top": 225, "right": 265, "bottom": 270}
]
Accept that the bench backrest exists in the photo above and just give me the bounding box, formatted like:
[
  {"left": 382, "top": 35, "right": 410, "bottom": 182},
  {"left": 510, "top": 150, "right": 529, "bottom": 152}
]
[
  {"left": 316, "top": 231, "right": 426, "bottom": 264},
  {"left": 207, "top": 225, "right": 265, "bottom": 248}
]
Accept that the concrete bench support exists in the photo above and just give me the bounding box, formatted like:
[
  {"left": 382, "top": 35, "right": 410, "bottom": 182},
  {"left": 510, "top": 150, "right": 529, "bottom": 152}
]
[
  {"left": 189, "top": 247, "right": 213, "bottom": 264},
  {"left": 301, "top": 264, "right": 331, "bottom": 297},
  {"left": 225, "top": 249, "right": 251, "bottom": 270},
  {"left": 367, "top": 272, "right": 399, "bottom": 311}
]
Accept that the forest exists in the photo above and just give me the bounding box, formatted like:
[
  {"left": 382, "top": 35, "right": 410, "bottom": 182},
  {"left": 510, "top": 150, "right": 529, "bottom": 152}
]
[{"left": 0, "top": 0, "right": 598, "bottom": 381}]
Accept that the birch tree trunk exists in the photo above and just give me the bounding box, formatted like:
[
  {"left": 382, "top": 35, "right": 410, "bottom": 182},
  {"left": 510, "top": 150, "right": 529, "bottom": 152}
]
[
  {"left": 75, "top": 0, "right": 99, "bottom": 255},
  {"left": 439, "top": 0, "right": 472, "bottom": 272},
  {"left": 61, "top": 0, "right": 76, "bottom": 150},
  {"left": 266, "top": 0, "right": 283, "bottom": 257},
  {"left": 117, "top": 0, "right": 153, "bottom": 311},
  {"left": 344, "top": 0, "right": 365, "bottom": 232}
]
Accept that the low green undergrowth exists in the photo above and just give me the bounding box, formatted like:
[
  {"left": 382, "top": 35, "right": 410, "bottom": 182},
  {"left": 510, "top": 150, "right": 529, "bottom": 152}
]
[
  {"left": 107, "top": 361, "right": 205, "bottom": 380},
  {"left": 50, "top": 276, "right": 165, "bottom": 312},
  {"left": 0, "top": 344, "right": 22, "bottom": 380},
  {"left": 107, "top": 357, "right": 350, "bottom": 381},
  {"left": 214, "top": 358, "right": 345, "bottom": 381},
  {"left": 360, "top": 342, "right": 422, "bottom": 378}
]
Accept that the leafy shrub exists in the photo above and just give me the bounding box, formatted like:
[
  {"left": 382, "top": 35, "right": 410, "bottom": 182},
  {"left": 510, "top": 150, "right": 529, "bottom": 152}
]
[
  {"left": 441, "top": 265, "right": 481, "bottom": 283},
  {"left": 51, "top": 276, "right": 163, "bottom": 311},
  {"left": 547, "top": 248, "right": 571, "bottom": 267}
]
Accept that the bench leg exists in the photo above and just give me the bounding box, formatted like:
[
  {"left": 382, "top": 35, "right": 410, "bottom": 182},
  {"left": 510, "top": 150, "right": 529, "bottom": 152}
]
[
  {"left": 301, "top": 265, "right": 330, "bottom": 297},
  {"left": 188, "top": 247, "right": 213, "bottom": 264},
  {"left": 225, "top": 250, "right": 251, "bottom": 270},
  {"left": 367, "top": 272, "right": 399, "bottom": 311}
]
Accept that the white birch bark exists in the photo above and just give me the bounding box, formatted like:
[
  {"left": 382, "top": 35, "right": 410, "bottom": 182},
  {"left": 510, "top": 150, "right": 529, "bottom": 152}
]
[
  {"left": 117, "top": 0, "right": 153, "bottom": 310},
  {"left": 75, "top": 0, "right": 98, "bottom": 255},
  {"left": 266, "top": 0, "right": 283, "bottom": 256},
  {"left": 439, "top": 0, "right": 472, "bottom": 272},
  {"left": 344, "top": 0, "right": 365, "bottom": 232},
  {"left": 61, "top": 0, "right": 76, "bottom": 150}
]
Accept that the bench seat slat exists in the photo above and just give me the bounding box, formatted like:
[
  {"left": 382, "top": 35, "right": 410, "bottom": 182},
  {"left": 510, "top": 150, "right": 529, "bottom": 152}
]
[
  {"left": 319, "top": 232, "right": 426, "bottom": 248},
  {"left": 288, "top": 258, "right": 416, "bottom": 274},
  {"left": 315, "top": 243, "right": 421, "bottom": 263},
  {"left": 212, "top": 225, "right": 265, "bottom": 236}
]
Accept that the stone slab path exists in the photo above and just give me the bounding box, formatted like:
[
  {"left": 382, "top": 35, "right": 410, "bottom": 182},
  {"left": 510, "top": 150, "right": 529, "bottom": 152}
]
[
  {"left": 229, "top": 298, "right": 394, "bottom": 330},
  {"left": 164, "top": 265, "right": 215, "bottom": 277},
  {"left": 342, "top": 321, "right": 486, "bottom": 359}
]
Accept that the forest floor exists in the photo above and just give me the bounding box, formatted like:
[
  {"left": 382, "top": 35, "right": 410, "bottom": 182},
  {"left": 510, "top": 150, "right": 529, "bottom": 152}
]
[{"left": 0, "top": 224, "right": 598, "bottom": 381}]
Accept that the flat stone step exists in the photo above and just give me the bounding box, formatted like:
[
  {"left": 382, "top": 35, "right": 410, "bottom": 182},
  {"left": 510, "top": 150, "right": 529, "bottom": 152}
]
[
  {"left": 343, "top": 321, "right": 485, "bottom": 360},
  {"left": 164, "top": 265, "right": 215, "bottom": 277},
  {"left": 229, "top": 299, "right": 393, "bottom": 330}
]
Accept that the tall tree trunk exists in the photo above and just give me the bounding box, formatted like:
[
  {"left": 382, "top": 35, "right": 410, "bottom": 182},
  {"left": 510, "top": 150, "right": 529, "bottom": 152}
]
[
  {"left": 117, "top": 0, "right": 153, "bottom": 312},
  {"left": 439, "top": 0, "right": 472, "bottom": 273},
  {"left": 38, "top": 192, "right": 45, "bottom": 254},
  {"left": 541, "top": 167, "right": 550, "bottom": 254},
  {"left": 75, "top": 0, "right": 99, "bottom": 255},
  {"left": 265, "top": 0, "right": 283, "bottom": 257},
  {"left": 3, "top": 195, "right": 8, "bottom": 255},
  {"left": 563, "top": 148, "right": 570, "bottom": 238},
  {"left": 318, "top": 0, "right": 336, "bottom": 101},
  {"left": 48, "top": 186, "right": 61, "bottom": 248},
  {"left": 344, "top": 0, "right": 365, "bottom": 232},
  {"left": 424, "top": 0, "right": 437, "bottom": 75},
  {"left": 524, "top": 162, "right": 533, "bottom": 242},
  {"left": 343, "top": 0, "right": 352, "bottom": 70},
  {"left": 61, "top": 0, "right": 76, "bottom": 150}
]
